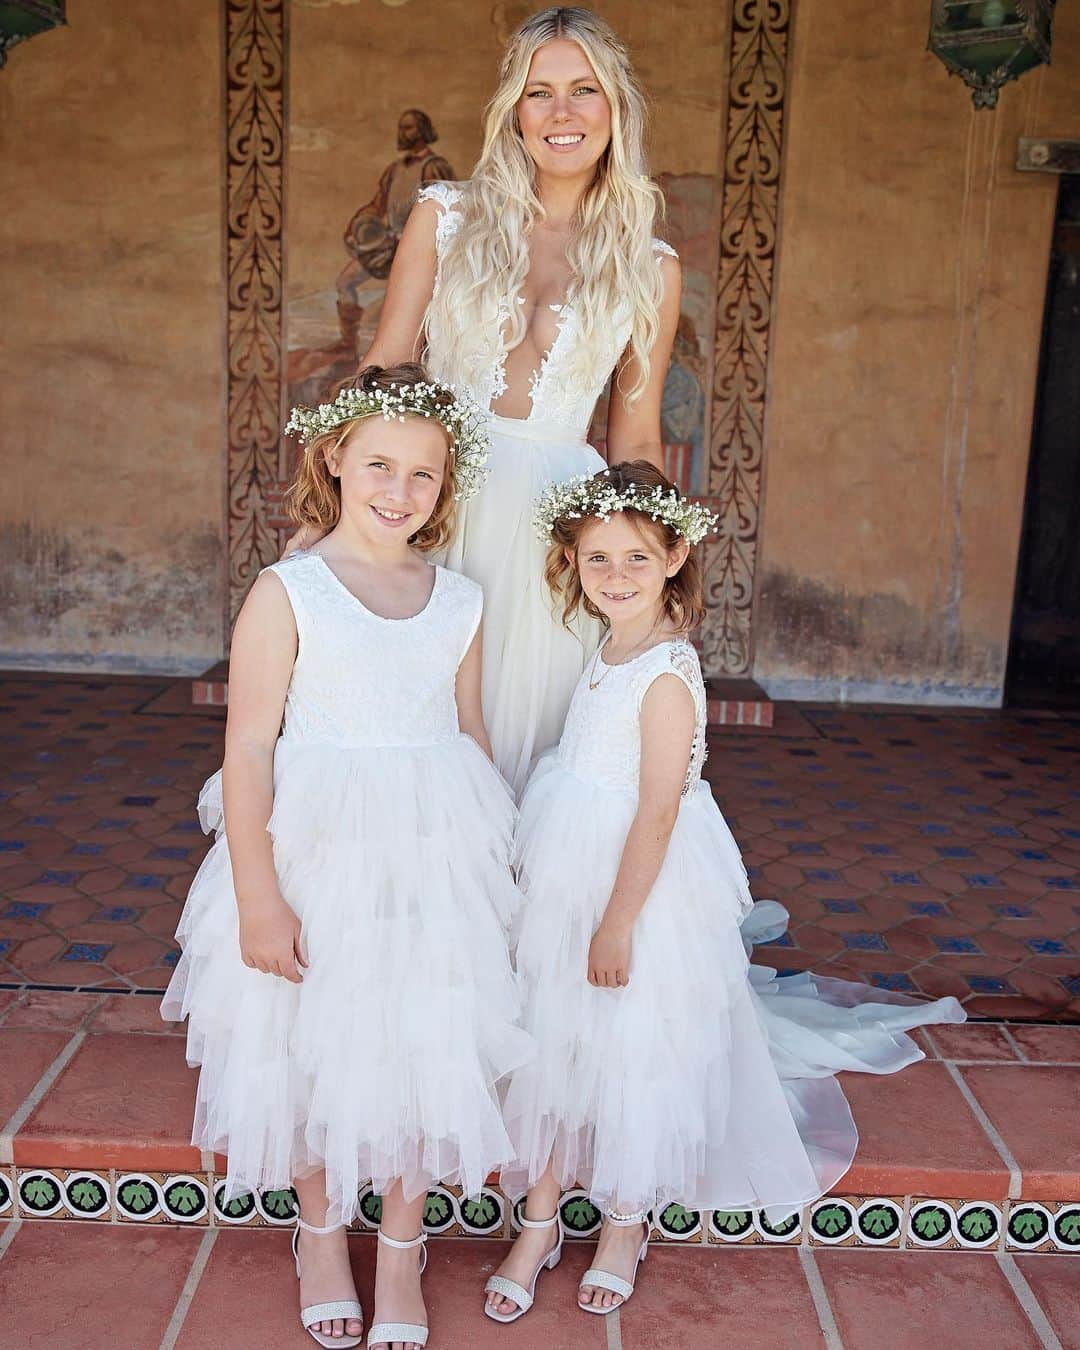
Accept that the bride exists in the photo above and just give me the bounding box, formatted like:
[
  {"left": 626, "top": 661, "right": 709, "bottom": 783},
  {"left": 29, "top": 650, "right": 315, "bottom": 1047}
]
[{"left": 336, "top": 6, "right": 681, "bottom": 793}]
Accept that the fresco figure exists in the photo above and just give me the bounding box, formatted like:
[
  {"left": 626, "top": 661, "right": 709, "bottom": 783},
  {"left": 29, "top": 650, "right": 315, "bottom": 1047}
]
[
  {"left": 336, "top": 110, "right": 455, "bottom": 351},
  {"left": 288, "top": 110, "right": 455, "bottom": 412}
]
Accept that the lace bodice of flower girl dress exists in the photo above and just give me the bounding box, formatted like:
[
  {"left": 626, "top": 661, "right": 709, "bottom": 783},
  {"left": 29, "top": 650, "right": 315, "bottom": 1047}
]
[{"left": 555, "top": 637, "right": 708, "bottom": 797}]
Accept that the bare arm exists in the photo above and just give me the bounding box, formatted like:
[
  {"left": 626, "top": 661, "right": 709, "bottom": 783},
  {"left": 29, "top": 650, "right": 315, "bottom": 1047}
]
[
  {"left": 359, "top": 196, "right": 441, "bottom": 368},
  {"left": 222, "top": 571, "right": 306, "bottom": 982},
  {"left": 604, "top": 253, "right": 683, "bottom": 472},
  {"left": 587, "top": 671, "right": 696, "bottom": 988},
  {"left": 454, "top": 618, "right": 494, "bottom": 762}
]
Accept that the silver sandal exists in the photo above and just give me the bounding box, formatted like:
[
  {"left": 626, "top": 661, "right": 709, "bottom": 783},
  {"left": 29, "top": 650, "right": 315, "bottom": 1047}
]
[
  {"left": 483, "top": 1211, "right": 564, "bottom": 1323},
  {"left": 292, "top": 1216, "right": 365, "bottom": 1348},
  {"left": 367, "top": 1230, "right": 429, "bottom": 1348},
  {"left": 578, "top": 1208, "right": 650, "bottom": 1315}
]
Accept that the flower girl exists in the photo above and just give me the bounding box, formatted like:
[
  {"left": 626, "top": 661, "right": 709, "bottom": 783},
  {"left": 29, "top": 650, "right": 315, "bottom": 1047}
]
[
  {"left": 162, "top": 364, "right": 529, "bottom": 1350},
  {"left": 484, "top": 462, "right": 965, "bottom": 1322}
]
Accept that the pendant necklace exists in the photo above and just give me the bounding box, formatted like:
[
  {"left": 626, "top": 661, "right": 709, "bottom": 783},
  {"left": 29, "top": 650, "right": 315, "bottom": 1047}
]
[{"left": 588, "top": 618, "right": 663, "bottom": 691}]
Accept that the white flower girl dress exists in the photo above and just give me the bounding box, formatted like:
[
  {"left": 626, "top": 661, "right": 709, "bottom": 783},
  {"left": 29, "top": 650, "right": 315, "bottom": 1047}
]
[
  {"left": 501, "top": 637, "right": 966, "bottom": 1220},
  {"left": 162, "top": 553, "right": 531, "bottom": 1222}
]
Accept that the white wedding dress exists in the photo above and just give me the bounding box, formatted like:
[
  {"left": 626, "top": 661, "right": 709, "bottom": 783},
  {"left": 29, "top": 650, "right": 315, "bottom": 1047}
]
[
  {"left": 161, "top": 554, "right": 531, "bottom": 1220},
  {"left": 420, "top": 182, "right": 678, "bottom": 794},
  {"left": 501, "top": 638, "right": 966, "bottom": 1220}
]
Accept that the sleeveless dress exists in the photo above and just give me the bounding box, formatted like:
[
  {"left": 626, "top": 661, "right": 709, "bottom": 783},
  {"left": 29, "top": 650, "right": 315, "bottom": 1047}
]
[
  {"left": 419, "top": 181, "right": 677, "bottom": 795},
  {"left": 500, "top": 638, "right": 966, "bottom": 1221},
  {"left": 161, "top": 554, "right": 531, "bottom": 1220}
]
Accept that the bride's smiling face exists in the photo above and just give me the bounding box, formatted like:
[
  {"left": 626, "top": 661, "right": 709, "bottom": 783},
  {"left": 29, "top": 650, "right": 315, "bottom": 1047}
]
[{"left": 516, "top": 38, "right": 612, "bottom": 182}]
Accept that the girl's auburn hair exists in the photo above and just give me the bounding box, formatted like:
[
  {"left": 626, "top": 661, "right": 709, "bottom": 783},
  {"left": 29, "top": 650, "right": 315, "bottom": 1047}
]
[
  {"left": 544, "top": 460, "right": 706, "bottom": 632},
  {"left": 284, "top": 362, "right": 458, "bottom": 553}
]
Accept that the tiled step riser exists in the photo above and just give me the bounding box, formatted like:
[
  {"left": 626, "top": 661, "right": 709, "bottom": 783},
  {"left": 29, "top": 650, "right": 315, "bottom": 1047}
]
[
  {"left": 4, "top": 1168, "right": 1078, "bottom": 1254},
  {"left": 194, "top": 676, "right": 777, "bottom": 726}
]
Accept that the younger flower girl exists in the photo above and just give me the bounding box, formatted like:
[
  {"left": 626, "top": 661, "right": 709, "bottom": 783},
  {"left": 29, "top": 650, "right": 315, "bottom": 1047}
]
[
  {"left": 163, "top": 364, "right": 528, "bottom": 1350},
  {"left": 484, "top": 462, "right": 965, "bottom": 1322}
]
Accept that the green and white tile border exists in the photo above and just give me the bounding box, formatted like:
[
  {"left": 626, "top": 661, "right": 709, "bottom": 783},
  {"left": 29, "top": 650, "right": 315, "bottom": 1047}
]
[{"left": 0, "top": 1167, "right": 1077, "bottom": 1254}]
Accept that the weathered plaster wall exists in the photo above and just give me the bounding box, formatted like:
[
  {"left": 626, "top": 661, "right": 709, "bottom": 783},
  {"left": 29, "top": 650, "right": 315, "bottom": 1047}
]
[
  {"left": 754, "top": 0, "right": 1080, "bottom": 704},
  {"left": 0, "top": 1, "right": 225, "bottom": 674}
]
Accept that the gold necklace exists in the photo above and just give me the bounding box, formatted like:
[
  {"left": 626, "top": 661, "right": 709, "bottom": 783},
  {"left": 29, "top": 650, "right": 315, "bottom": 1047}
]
[{"left": 588, "top": 620, "right": 662, "bottom": 691}]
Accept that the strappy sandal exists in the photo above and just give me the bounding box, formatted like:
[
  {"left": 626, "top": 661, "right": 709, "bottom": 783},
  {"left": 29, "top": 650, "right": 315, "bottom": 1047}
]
[
  {"left": 367, "top": 1230, "right": 429, "bottom": 1349},
  {"left": 291, "top": 1216, "right": 365, "bottom": 1348},
  {"left": 483, "top": 1211, "right": 564, "bottom": 1323},
  {"left": 578, "top": 1209, "right": 650, "bottom": 1315}
]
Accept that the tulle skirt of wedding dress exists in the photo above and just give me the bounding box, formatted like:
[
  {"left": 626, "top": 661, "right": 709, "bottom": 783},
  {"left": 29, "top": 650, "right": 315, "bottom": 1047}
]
[
  {"left": 501, "top": 761, "right": 967, "bottom": 1222},
  {"left": 441, "top": 414, "right": 605, "bottom": 796}
]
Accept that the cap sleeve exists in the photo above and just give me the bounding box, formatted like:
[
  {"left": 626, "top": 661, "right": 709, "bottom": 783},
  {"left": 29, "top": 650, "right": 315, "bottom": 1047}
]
[
  {"left": 417, "top": 181, "right": 465, "bottom": 255},
  {"left": 652, "top": 237, "right": 679, "bottom": 261},
  {"left": 634, "top": 640, "right": 708, "bottom": 794}
]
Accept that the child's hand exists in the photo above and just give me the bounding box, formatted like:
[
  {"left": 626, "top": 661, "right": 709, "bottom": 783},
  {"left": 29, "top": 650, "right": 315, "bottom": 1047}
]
[
  {"left": 238, "top": 894, "right": 308, "bottom": 983},
  {"left": 587, "top": 921, "right": 632, "bottom": 988}
]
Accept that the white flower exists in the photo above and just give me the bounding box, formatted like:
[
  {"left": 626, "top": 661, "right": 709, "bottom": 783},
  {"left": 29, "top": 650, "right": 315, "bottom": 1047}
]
[
  {"left": 285, "top": 380, "right": 490, "bottom": 504},
  {"left": 533, "top": 472, "right": 719, "bottom": 546}
]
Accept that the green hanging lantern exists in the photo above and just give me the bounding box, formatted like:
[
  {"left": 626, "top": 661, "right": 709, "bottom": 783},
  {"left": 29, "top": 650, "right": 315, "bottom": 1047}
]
[
  {"left": 0, "top": 0, "right": 65, "bottom": 69},
  {"left": 928, "top": 1, "right": 1055, "bottom": 109}
]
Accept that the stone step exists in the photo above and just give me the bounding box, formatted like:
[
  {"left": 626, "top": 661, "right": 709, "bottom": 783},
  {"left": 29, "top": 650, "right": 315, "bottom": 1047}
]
[
  {"left": 1, "top": 993, "right": 1077, "bottom": 1254},
  {"left": 705, "top": 676, "right": 774, "bottom": 727},
  {"left": 193, "top": 665, "right": 775, "bottom": 727},
  {"left": 191, "top": 661, "right": 228, "bottom": 709}
]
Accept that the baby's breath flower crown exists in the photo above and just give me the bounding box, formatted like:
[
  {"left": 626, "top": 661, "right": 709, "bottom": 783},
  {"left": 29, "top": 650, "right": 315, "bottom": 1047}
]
[
  {"left": 284, "top": 380, "right": 490, "bottom": 503},
  {"left": 534, "top": 470, "right": 719, "bottom": 546}
]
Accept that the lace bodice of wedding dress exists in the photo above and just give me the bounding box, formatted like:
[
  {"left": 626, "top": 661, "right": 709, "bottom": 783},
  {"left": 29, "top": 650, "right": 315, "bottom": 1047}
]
[{"left": 419, "top": 181, "right": 677, "bottom": 439}]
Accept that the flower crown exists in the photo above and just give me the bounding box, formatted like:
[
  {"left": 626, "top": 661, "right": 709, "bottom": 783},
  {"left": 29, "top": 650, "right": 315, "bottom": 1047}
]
[
  {"left": 534, "top": 470, "right": 719, "bottom": 546},
  {"left": 284, "top": 380, "right": 490, "bottom": 503}
]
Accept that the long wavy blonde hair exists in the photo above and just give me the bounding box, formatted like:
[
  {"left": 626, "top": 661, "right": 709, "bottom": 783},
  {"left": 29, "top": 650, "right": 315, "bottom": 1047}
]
[{"left": 424, "top": 7, "right": 665, "bottom": 405}]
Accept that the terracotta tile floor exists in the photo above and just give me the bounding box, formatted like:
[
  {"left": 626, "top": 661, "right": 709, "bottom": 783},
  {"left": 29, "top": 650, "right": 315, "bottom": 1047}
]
[
  {"left": 0, "top": 1221, "right": 1073, "bottom": 1350},
  {"left": 0, "top": 673, "right": 1076, "bottom": 1019},
  {"left": 1, "top": 998, "right": 1077, "bottom": 1199}
]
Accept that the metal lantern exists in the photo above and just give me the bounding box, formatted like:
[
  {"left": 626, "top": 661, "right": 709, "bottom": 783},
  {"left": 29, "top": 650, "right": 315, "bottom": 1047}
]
[
  {"left": 928, "top": 1, "right": 1055, "bottom": 109},
  {"left": 0, "top": 0, "right": 65, "bottom": 69}
]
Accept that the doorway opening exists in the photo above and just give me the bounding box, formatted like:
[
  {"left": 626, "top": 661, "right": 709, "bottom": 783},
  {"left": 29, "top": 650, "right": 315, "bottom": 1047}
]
[{"left": 1006, "top": 175, "right": 1080, "bottom": 708}]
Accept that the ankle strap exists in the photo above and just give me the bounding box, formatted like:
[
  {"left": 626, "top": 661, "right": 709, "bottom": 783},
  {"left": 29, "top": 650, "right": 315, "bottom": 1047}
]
[
  {"left": 519, "top": 1212, "right": 560, "bottom": 1231},
  {"left": 606, "top": 1207, "right": 650, "bottom": 1227},
  {"left": 377, "top": 1230, "right": 427, "bottom": 1249},
  {"left": 296, "top": 1216, "right": 345, "bottom": 1235}
]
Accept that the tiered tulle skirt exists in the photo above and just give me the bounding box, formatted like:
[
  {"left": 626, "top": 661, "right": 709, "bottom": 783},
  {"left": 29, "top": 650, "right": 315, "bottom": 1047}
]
[
  {"left": 501, "top": 760, "right": 966, "bottom": 1221},
  {"left": 161, "top": 734, "right": 532, "bottom": 1221}
]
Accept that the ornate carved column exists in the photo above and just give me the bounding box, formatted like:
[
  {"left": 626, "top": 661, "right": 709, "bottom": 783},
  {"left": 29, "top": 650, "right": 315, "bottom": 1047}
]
[
  {"left": 224, "top": 0, "right": 287, "bottom": 623},
  {"left": 700, "top": 0, "right": 795, "bottom": 676}
]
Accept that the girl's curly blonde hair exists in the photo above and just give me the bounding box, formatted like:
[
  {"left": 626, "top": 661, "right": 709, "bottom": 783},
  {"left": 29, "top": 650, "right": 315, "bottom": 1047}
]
[{"left": 285, "top": 363, "right": 458, "bottom": 553}]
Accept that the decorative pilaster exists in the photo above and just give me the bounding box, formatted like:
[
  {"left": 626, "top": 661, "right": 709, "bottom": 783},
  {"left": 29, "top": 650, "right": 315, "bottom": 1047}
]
[
  {"left": 701, "top": 0, "right": 794, "bottom": 676},
  {"left": 224, "top": 0, "right": 286, "bottom": 622}
]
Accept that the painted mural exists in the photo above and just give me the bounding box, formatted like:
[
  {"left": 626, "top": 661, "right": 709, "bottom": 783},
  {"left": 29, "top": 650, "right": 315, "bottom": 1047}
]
[{"left": 287, "top": 107, "right": 455, "bottom": 411}]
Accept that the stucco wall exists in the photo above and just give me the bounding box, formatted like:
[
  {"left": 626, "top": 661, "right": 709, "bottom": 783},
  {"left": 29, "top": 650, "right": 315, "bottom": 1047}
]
[
  {"left": 1, "top": 0, "right": 1072, "bottom": 695},
  {"left": 0, "top": 1, "right": 225, "bottom": 674},
  {"left": 754, "top": 0, "right": 1080, "bottom": 703}
]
